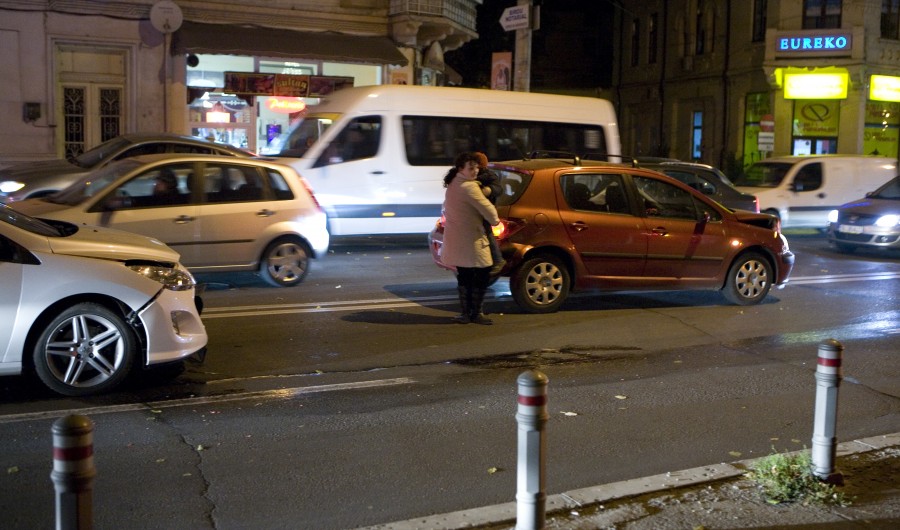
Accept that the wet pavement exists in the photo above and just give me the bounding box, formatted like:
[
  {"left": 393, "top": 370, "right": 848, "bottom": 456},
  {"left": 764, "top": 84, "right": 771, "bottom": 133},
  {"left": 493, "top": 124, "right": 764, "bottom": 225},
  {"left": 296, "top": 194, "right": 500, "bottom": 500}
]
[{"left": 363, "top": 432, "right": 900, "bottom": 529}]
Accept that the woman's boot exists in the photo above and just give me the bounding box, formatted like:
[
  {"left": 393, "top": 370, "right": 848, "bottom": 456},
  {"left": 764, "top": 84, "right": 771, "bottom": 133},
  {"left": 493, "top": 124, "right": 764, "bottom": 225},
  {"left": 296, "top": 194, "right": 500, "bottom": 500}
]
[
  {"left": 452, "top": 286, "right": 471, "bottom": 323},
  {"left": 469, "top": 287, "right": 493, "bottom": 325}
]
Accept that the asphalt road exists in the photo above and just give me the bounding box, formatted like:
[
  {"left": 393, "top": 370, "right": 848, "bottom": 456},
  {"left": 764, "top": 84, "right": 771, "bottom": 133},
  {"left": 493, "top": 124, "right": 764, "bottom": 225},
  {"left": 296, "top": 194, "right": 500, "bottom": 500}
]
[{"left": 0, "top": 233, "right": 898, "bottom": 529}]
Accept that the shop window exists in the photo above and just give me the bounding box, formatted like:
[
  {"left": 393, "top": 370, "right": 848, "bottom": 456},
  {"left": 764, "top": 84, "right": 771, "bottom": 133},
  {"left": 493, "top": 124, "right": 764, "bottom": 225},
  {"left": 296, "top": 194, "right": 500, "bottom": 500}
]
[
  {"left": 803, "top": 0, "right": 841, "bottom": 29},
  {"left": 752, "top": 0, "right": 768, "bottom": 42},
  {"left": 864, "top": 101, "right": 900, "bottom": 158},
  {"left": 743, "top": 92, "right": 771, "bottom": 168},
  {"left": 791, "top": 99, "right": 839, "bottom": 154},
  {"left": 883, "top": 0, "right": 900, "bottom": 39}
]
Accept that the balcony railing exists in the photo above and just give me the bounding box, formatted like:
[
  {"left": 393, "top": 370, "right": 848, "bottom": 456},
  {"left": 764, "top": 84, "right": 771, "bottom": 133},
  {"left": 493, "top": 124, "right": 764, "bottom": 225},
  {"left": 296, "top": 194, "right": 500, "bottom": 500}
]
[{"left": 389, "top": 0, "right": 477, "bottom": 30}]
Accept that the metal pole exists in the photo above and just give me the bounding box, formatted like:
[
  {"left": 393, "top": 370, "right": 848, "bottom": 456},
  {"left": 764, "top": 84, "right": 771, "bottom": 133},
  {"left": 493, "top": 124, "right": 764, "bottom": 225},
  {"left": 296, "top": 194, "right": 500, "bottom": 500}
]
[
  {"left": 51, "top": 414, "right": 95, "bottom": 530},
  {"left": 811, "top": 339, "right": 843, "bottom": 483},
  {"left": 516, "top": 369, "right": 548, "bottom": 530}
]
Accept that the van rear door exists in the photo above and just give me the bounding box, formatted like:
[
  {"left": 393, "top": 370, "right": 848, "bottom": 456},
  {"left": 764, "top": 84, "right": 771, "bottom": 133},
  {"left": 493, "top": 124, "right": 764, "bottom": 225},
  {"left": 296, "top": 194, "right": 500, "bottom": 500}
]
[{"left": 784, "top": 161, "right": 835, "bottom": 227}]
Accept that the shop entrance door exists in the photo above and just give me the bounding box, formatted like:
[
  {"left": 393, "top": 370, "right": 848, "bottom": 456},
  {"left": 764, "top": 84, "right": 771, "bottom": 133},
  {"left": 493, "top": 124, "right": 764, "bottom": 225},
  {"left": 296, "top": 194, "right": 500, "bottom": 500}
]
[{"left": 55, "top": 46, "right": 127, "bottom": 158}]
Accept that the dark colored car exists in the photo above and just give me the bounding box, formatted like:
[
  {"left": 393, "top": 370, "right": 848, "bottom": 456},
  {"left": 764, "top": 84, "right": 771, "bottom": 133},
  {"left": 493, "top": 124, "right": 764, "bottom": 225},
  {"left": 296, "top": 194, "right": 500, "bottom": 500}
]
[
  {"left": 429, "top": 157, "right": 794, "bottom": 313},
  {"left": 639, "top": 160, "right": 759, "bottom": 212},
  {"left": 0, "top": 133, "right": 254, "bottom": 203},
  {"left": 826, "top": 175, "right": 900, "bottom": 253}
]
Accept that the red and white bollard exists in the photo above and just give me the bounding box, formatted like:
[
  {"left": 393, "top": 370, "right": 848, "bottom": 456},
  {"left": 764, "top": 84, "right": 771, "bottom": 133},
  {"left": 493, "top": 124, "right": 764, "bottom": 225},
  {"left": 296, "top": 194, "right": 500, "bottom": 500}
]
[
  {"left": 811, "top": 339, "right": 843, "bottom": 483},
  {"left": 516, "top": 370, "right": 548, "bottom": 530},
  {"left": 51, "top": 414, "right": 95, "bottom": 530}
]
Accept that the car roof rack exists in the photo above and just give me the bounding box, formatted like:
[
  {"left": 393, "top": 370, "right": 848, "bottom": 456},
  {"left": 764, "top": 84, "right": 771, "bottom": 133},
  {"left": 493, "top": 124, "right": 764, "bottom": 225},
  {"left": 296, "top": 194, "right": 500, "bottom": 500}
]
[
  {"left": 527, "top": 150, "right": 638, "bottom": 167},
  {"left": 582, "top": 153, "right": 638, "bottom": 167}
]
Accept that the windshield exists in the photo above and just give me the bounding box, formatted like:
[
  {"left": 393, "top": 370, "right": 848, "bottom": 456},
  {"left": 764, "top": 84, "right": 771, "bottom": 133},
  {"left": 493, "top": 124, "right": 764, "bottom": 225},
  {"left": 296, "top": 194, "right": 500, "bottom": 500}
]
[
  {"left": 873, "top": 176, "right": 900, "bottom": 200},
  {"left": 732, "top": 162, "right": 793, "bottom": 188},
  {"left": 45, "top": 159, "right": 143, "bottom": 206},
  {"left": 274, "top": 113, "right": 339, "bottom": 157},
  {"left": 1, "top": 203, "right": 65, "bottom": 237},
  {"left": 71, "top": 136, "right": 131, "bottom": 168}
]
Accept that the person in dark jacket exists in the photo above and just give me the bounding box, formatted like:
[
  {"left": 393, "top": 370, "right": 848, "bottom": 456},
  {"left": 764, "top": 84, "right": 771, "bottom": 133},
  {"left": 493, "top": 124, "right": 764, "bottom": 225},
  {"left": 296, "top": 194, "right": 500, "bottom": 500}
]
[{"left": 474, "top": 152, "right": 506, "bottom": 275}]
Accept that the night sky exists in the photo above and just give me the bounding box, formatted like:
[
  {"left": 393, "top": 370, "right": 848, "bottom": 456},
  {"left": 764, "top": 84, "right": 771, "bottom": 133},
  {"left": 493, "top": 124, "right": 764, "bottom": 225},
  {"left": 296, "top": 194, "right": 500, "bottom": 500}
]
[{"left": 445, "top": 0, "right": 615, "bottom": 91}]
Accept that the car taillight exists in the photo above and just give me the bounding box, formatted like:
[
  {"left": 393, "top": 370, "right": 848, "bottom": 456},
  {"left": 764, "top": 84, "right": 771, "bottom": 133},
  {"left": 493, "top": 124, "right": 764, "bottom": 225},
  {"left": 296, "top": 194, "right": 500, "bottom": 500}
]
[
  {"left": 754, "top": 197, "right": 760, "bottom": 213},
  {"left": 495, "top": 218, "right": 525, "bottom": 241},
  {"left": 299, "top": 177, "right": 323, "bottom": 211}
]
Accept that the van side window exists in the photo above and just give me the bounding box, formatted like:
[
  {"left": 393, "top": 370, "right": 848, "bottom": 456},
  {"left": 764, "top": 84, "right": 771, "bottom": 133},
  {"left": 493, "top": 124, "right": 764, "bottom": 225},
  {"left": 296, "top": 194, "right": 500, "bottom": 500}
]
[
  {"left": 313, "top": 116, "right": 381, "bottom": 168},
  {"left": 402, "top": 116, "right": 608, "bottom": 167},
  {"left": 792, "top": 163, "right": 823, "bottom": 192}
]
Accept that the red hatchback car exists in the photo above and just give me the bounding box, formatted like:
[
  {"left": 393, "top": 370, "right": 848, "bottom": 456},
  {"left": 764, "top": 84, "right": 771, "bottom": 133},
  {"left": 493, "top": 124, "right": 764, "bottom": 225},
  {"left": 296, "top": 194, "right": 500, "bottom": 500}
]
[{"left": 429, "top": 156, "right": 794, "bottom": 313}]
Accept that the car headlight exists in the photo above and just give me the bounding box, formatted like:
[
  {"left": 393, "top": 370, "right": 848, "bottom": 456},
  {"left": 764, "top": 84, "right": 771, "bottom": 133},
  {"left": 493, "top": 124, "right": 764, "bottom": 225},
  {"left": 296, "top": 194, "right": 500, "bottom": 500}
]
[
  {"left": 826, "top": 209, "right": 839, "bottom": 224},
  {"left": 127, "top": 263, "right": 196, "bottom": 291},
  {"left": 874, "top": 214, "right": 899, "bottom": 228},
  {"left": 0, "top": 180, "right": 25, "bottom": 193}
]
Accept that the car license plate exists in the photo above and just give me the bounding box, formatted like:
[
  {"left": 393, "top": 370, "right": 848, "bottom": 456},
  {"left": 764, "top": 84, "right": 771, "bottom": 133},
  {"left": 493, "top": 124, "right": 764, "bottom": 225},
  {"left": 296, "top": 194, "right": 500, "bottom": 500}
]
[{"left": 838, "top": 224, "right": 864, "bottom": 234}]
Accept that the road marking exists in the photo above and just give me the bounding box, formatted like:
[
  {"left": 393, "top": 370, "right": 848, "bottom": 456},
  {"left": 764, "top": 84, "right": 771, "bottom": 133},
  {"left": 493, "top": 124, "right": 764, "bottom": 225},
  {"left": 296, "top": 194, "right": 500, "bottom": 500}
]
[
  {"left": 0, "top": 378, "right": 415, "bottom": 424},
  {"left": 201, "top": 272, "right": 900, "bottom": 318},
  {"left": 787, "top": 271, "right": 900, "bottom": 285}
]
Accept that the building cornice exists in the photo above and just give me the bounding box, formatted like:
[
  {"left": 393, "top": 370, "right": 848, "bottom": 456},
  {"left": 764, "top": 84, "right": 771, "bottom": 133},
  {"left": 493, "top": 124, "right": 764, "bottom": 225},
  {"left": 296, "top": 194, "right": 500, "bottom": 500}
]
[{"left": 1, "top": 1, "right": 392, "bottom": 36}]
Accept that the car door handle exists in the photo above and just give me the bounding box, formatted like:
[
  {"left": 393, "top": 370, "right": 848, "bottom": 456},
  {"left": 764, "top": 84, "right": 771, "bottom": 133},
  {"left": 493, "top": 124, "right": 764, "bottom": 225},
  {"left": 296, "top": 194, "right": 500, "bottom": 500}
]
[
  {"left": 174, "top": 215, "right": 195, "bottom": 224},
  {"left": 256, "top": 209, "right": 275, "bottom": 217},
  {"left": 370, "top": 170, "right": 385, "bottom": 175},
  {"left": 651, "top": 227, "right": 668, "bottom": 236},
  {"left": 569, "top": 221, "right": 589, "bottom": 232}
]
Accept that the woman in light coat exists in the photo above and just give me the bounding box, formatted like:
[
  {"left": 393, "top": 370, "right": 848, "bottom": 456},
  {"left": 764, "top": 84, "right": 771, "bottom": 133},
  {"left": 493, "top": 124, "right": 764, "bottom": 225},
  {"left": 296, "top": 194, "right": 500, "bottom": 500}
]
[{"left": 441, "top": 152, "right": 500, "bottom": 324}]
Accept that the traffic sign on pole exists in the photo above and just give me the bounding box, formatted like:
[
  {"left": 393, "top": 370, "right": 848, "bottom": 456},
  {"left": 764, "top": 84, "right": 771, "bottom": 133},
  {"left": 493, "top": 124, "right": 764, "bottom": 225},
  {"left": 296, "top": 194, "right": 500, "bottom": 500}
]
[{"left": 500, "top": 5, "right": 530, "bottom": 32}]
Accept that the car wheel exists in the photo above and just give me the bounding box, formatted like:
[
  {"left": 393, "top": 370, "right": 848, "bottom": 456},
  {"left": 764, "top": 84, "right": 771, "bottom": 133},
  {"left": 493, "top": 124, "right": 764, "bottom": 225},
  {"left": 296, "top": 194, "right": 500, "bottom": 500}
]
[
  {"left": 510, "top": 254, "right": 570, "bottom": 313},
  {"left": 722, "top": 252, "right": 772, "bottom": 305},
  {"left": 260, "top": 237, "right": 311, "bottom": 287},
  {"left": 33, "top": 303, "right": 137, "bottom": 396}
]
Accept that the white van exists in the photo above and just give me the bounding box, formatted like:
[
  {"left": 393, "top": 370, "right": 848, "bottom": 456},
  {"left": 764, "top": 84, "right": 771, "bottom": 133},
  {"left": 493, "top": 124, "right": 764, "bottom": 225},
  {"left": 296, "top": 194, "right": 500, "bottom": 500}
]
[
  {"left": 733, "top": 155, "right": 897, "bottom": 228},
  {"left": 273, "top": 85, "right": 621, "bottom": 236}
]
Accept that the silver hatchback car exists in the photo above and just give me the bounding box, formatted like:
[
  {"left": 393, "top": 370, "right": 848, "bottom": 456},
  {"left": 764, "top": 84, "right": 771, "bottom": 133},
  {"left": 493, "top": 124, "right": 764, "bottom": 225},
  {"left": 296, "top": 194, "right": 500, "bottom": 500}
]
[
  {"left": 0, "top": 203, "right": 207, "bottom": 396},
  {"left": 12, "top": 154, "right": 329, "bottom": 287},
  {"left": 0, "top": 132, "right": 254, "bottom": 203}
]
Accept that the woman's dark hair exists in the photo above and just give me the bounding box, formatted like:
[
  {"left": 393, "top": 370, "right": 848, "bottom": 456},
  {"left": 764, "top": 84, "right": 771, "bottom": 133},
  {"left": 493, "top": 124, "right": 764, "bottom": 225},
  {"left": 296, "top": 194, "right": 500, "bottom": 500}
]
[{"left": 443, "top": 152, "right": 480, "bottom": 187}]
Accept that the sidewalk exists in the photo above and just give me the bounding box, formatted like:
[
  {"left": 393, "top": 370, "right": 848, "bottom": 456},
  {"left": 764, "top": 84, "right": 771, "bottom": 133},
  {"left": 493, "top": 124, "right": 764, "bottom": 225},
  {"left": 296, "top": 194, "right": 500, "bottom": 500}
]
[{"left": 363, "top": 432, "right": 900, "bottom": 529}]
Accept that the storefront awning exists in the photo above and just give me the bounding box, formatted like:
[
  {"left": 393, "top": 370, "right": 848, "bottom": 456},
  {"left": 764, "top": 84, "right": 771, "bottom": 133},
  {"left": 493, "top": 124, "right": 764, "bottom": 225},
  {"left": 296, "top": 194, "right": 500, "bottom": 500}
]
[{"left": 173, "top": 21, "right": 408, "bottom": 66}]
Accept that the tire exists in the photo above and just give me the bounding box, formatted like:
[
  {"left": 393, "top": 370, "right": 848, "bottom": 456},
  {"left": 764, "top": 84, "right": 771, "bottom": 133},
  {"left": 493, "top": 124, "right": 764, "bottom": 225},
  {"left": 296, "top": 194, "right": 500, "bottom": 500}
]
[
  {"left": 33, "top": 303, "right": 137, "bottom": 396},
  {"left": 510, "top": 254, "right": 570, "bottom": 313},
  {"left": 260, "top": 238, "right": 311, "bottom": 287},
  {"left": 722, "top": 252, "right": 772, "bottom": 306}
]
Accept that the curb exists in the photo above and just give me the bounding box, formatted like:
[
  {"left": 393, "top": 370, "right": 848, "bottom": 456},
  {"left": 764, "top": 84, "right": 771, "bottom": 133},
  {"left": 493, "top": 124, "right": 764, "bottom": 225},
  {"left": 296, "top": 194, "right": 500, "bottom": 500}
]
[{"left": 358, "top": 432, "right": 900, "bottom": 530}]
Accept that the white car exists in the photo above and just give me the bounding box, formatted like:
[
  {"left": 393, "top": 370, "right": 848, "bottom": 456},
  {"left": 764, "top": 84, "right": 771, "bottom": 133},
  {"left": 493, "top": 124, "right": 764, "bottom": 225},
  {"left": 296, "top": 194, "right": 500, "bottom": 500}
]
[
  {"left": 0, "top": 203, "right": 207, "bottom": 396},
  {"left": 12, "top": 154, "right": 330, "bottom": 287}
]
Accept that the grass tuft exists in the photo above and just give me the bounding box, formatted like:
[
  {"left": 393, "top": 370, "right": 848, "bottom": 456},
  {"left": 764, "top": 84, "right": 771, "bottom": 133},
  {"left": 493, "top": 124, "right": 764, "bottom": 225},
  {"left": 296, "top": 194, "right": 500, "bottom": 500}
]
[{"left": 745, "top": 450, "right": 851, "bottom": 506}]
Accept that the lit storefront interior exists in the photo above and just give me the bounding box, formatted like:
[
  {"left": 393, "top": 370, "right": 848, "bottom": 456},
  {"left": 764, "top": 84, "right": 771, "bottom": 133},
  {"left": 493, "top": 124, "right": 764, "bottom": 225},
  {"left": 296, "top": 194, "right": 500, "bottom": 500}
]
[
  {"left": 175, "top": 21, "right": 407, "bottom": 154},
  {"left": 186, "top": 55, "right": 382, "bottom": 154}
]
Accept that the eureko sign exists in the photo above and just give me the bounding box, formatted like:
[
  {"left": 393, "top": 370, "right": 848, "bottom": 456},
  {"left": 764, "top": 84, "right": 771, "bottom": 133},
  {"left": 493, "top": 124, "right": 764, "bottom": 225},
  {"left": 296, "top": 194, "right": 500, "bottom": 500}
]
[{"left": 774, "top": 30, "right": 852, "bottom": 57}]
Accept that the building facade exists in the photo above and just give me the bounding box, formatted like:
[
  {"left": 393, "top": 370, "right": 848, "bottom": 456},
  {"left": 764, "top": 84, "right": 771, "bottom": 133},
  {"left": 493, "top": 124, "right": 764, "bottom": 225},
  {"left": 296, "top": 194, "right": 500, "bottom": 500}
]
[
  {"left": 614, "top": 0, "right": 900, "bottom": 173},
  {"left": 0, "top": 0, "right": 481, "bottom": 163}
]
